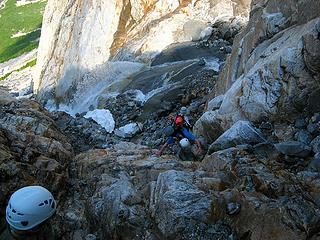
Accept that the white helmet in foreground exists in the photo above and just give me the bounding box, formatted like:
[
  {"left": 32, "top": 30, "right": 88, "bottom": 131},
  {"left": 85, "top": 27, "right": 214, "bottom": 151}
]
[
  {"left": 6, "top": 186, "right": 57, "bottom": 231},
  {"left": 179, "top": 138, "right": 191, "bottom": 149}
]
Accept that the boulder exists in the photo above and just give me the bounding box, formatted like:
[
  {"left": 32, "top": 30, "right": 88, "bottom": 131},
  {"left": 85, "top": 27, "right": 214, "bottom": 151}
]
[
  {"left": 295, "top": 118, "right": 307, "bottom": 129},
  {"left": 150, "top": 170, "right": 213, "bottom": 239},
  {"left": 227, "top": 202, "right": 241, "bottom": 215},
  {"left": 193, "top": 110, "right": 224, "bottom": 144},
  {"left": 114, "top": 122, "right": 143, "bottom": 138},
  {"left": 183, "top": 20, "right": 206, "bottom": 41},
  {"left": 209, "top": 121, "right": 266, "bottom": 153},
  {"left": 308, "top": 156, "right": 320, "bottom": 172},
  {"left": 307, "top": 123, "right": 320, "bottom": 135},
  {"left": 88, "top": 175, "right": 145, "bottom": 239},
  {"left": 294, "top": 130, "right": 312, "bottom": 145},
  {"left": 207, "top": 95, "right": 224, "bottom": 111},
  {"left": 274, "top": 141, "right": 311, "bottom": 158},
  {"left": 200, "top": 147, "right": 239, "bottom": 172}
]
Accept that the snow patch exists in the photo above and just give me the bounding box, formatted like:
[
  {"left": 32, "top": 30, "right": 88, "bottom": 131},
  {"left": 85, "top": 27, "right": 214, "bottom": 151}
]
[
  {"left": 204, "top": 58, "right": 221, "bottom": 72},
  {"left": 84, "top": 109, "right": 115, "bottom": 133},
  {"left": 115, "top": 122, "right": 143, "bottom": 138}
]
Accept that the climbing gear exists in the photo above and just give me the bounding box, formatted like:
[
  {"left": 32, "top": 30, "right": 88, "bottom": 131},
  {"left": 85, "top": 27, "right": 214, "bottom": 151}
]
[
  {"left": 175, "top": 115, "right": 184, "bottom": 127},
  {"left": 6, "top": 186, "right": 57, "bottom": 231},
  {"left": 179, "top": 138, "right": 191, "bottom": 149},
  {"left": 163, "top": 126, "right": 174, "bottom": 137}
]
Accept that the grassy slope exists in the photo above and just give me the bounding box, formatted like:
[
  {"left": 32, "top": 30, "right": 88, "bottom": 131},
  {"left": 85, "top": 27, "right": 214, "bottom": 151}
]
[
  {"left": 0, "top": 0, "right": 46, "bottom": 63},
  {"left": 0, "top": 58, "right": 36, "bottom": 80}
]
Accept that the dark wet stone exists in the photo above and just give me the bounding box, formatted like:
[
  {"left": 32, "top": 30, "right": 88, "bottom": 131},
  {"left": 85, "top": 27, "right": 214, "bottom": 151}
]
[
  {"left": 294, "top": 130, "right": 312, "bottom": 145},
  {"left": 308, "top": 156, "right": 320, "bottom": 172},
  {"left": 307, "top": 123, "right": 320, "bottom": 135},
  {"left": 227, "top": 203, "right": 241, "bottom": 216},
  {"left": 260, "top": 122, "right": 273, "bottom": 130},
  {"left": 311, "top": 136, "right": 320, "bottom": 154},
  {"left": 308, "top": 89, "right": 320, "bottom": 113},
  {"left": 151, "top": 42, "right": 225, "bottom": 66},
  {"left": 274, "top": 141, "right": 311, "bottom": 158},
  {"left": 295, "top": 118, "right": 307, "bottom": 129}
]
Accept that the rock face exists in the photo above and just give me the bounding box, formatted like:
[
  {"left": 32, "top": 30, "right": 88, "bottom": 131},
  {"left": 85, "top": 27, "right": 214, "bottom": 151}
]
[
  {"left": 2, "top": 88, "right": 320, "bottom": 239},
  {"left": 61, "top": 142, "right": 226, "bottom": 239},
  {"left": 34, "top": 0, "right": 251, "bottom": 104},
  {"left": 150, "top": 170, "right": 213, "bottom": 239},
  {"left": 0, "top": 91, "right": 73, "bottom": 232},
  {"left": 207, "top": 0, "right": 320, "bottom": 127}
]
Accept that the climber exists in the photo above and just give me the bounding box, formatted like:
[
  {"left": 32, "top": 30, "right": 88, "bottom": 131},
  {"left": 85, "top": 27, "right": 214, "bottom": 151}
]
[
  {"left": 2, "top": 186, "right": 57, "bottom": 240},
  {"left": 156, "top": 115, "right": 203, "bottom": 157},
  {"left": 168, "top": 107, "right": 192, "bottom": 130},
  {"left": 179, "top": 106, "right": 192, "bottom": 130}
]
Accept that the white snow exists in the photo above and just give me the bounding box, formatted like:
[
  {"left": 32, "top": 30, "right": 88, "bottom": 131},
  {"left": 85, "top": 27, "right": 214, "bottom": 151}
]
[
  {"left": 130, "top": 90, "right": 147, "bottom": 103},
  {"left": 205, "top": 58, "right": 221, "bottom": 72},
  {"left": 114, "top": 122, "right": 142, "bottom": 138},
  {"left": 84, "top": 109, "right": 115, "bottom": 133}
]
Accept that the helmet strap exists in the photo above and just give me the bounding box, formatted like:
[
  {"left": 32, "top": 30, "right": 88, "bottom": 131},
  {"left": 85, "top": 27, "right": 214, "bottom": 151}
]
[{"left": 8, "top": 223, "right": 41, "bottom": 240}]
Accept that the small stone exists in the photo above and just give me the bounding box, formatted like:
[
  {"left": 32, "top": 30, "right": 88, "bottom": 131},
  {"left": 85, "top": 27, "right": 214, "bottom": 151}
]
[
  {"left": 128, "top": 101, "right": 135, "bottom": 107},
  {"left": 260, "top": 122, "right": 273, "bottom": 130},
  {"left": 311, "top": 113, "right": 320, "bottom": 123},
  {"left": 308, "top": 156, "right": 320, "bottom": 172},
  {"left": 307, "top": 123, "right": 320, "bottom": 135},
  {"left": 224, "top": 46, "right": 232, "bottom": 54},
  {"left": 227, "top": 202, "right": 241, "bottom": 215},
  {"left": 85, "top": 234, "right": 97, "bottom": 240},
  {"left": 65, "top": 211, "right": 78, "bottom": 223},
  {"left": 198, "top": 58, "right": 206, "bottom": 66},
  {"left": 295, "top": 118, "right": 307, "bottom": 129},
  {"left": 311, "top": 136, "right": 320, "bottom": 154},
  {"left": 294, "top": 130, "right": 312, "bottom": 145}
]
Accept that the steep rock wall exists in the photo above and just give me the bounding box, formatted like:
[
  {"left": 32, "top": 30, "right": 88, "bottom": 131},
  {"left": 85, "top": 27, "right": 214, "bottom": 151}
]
[
  {"left": 216, "top": 0, "right": 320, "bottom": 96},
  {"left": 34, "top": 0, "right": 251, "bottom": 102},
  {"left": 196, "top": 0, "right": 320, "bottom": 138}
]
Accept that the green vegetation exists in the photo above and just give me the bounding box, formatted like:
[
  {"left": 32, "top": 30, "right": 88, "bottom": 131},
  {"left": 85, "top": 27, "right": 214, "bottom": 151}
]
[
  {"left": 0, "top": 58, "right": 37, "bottom": 81},
  {"left": 0, "top": 0, "right": 47, "bottom": 63}
]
